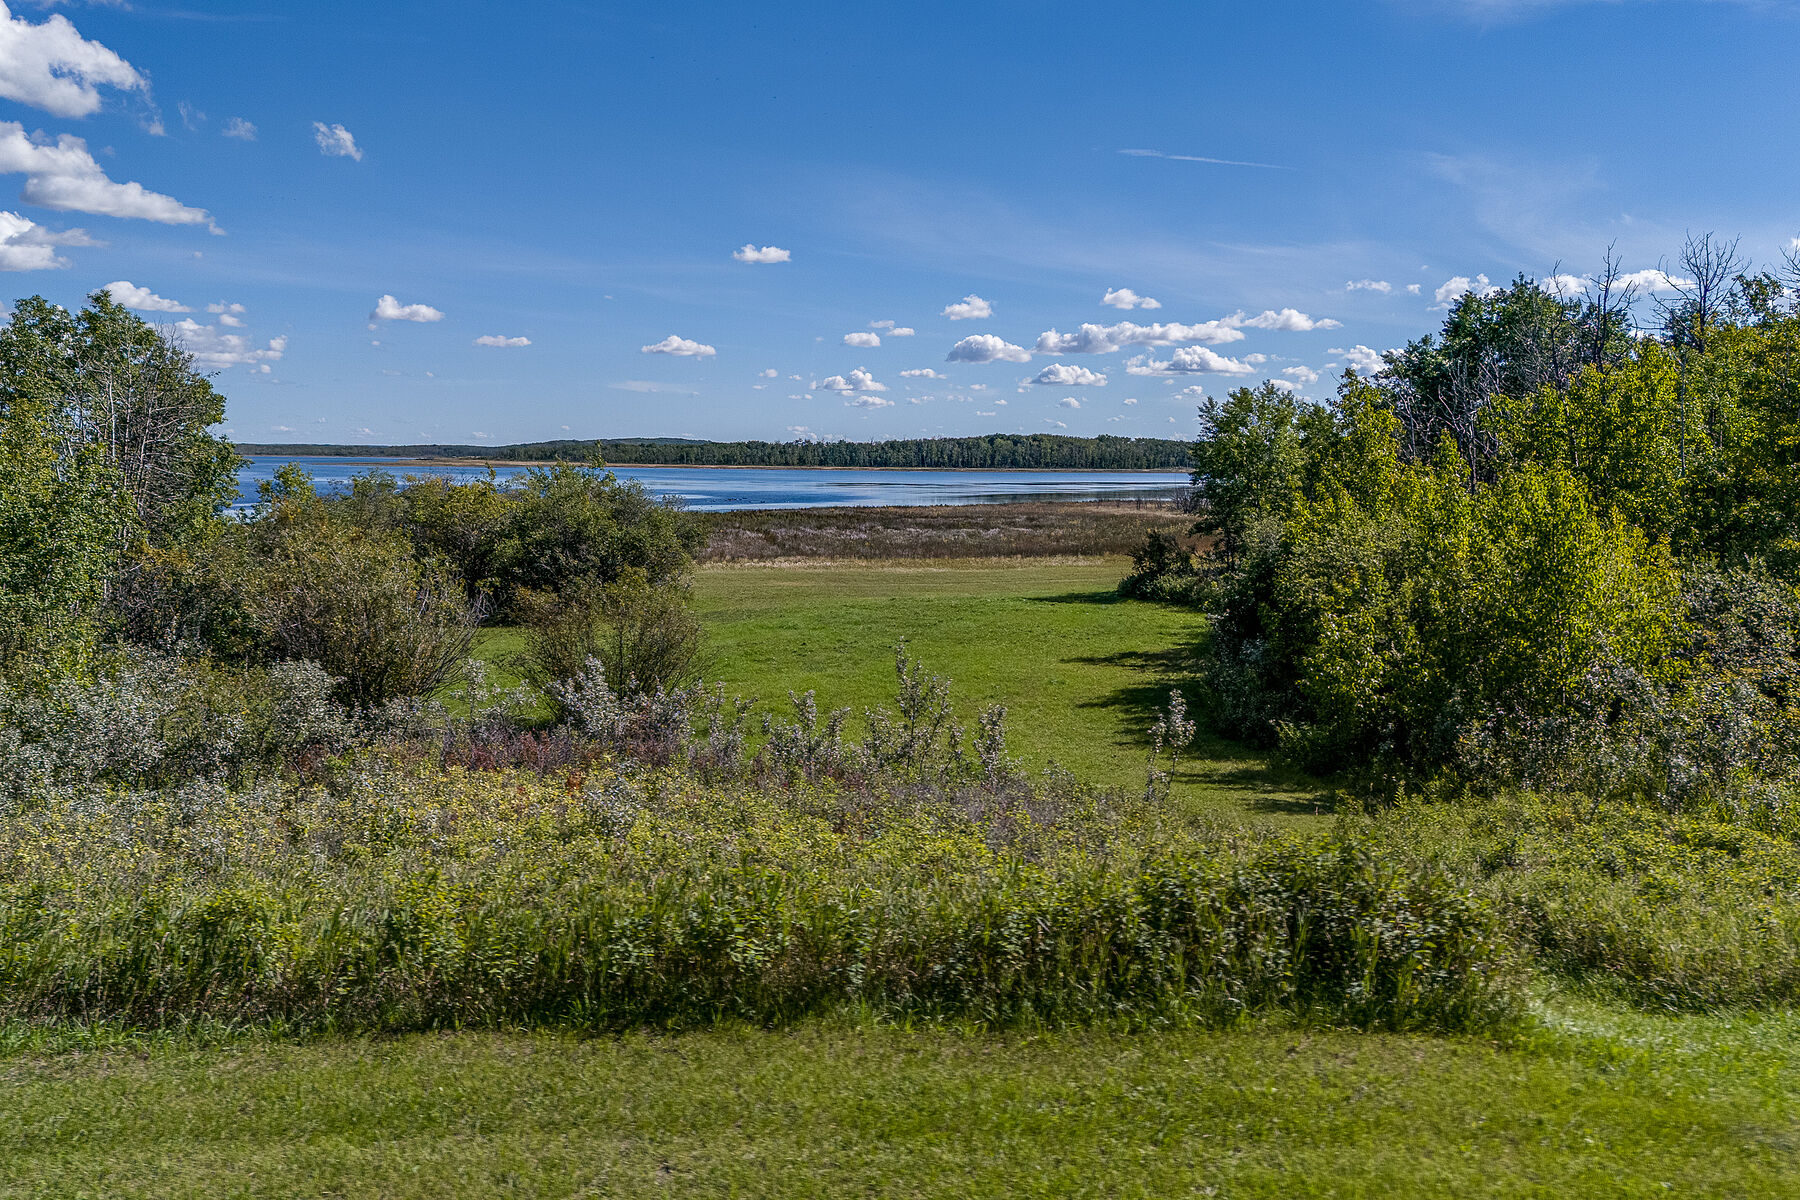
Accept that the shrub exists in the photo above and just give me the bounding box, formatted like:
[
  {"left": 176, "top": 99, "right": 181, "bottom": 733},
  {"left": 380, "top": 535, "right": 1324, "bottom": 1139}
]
[{"left": 520, "top": 571, "right": 704, "bottom": 698}]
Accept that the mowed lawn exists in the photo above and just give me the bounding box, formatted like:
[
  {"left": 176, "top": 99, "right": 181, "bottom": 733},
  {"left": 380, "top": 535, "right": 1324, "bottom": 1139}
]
[
  {"left": 693, "top": 556, "right": 1325, "bottom": 826},
  {"left": 8, "top": 1007, "right": 1800, "bottom": 1198}
]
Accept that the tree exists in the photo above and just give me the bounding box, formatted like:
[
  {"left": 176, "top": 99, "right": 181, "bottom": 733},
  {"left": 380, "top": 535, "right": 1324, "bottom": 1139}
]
[{"left": 1189, "top": 382, "right": 1319, "bottom": 566}]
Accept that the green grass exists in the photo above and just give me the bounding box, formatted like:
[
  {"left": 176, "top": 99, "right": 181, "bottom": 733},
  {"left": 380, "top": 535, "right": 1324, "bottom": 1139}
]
[
  {"left": 475, "top": 556, "right": 1323, "bottom": 827},
  {"left": 7, "top": 1006, "right": 1800, "bottom": 1198}
]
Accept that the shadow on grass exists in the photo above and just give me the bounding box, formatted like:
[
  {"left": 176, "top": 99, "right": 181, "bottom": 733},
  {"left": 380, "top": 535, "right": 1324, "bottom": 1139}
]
[
  {"left": 1028, "top": 589, "right": 1130, "bottom": 606},
  {"left": 1067, "top": 645, "right": 1334, "bottom": 817}
]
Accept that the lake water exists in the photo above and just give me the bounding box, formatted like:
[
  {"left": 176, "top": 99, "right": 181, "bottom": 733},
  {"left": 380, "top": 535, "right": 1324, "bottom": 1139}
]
[{"left": 236, "top": 457, "right": 1191, "bottom": 512}]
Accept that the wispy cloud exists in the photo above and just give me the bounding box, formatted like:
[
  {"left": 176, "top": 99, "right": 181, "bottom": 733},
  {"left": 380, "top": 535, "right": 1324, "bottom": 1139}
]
[{"left": 1119, "top": 148, "right": 1290, "bottom": 170}]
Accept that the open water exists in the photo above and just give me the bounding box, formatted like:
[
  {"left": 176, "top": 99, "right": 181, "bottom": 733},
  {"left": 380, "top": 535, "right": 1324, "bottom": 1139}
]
[{"left": 236, "top": 456, "right": 1190, "bottom": 512}]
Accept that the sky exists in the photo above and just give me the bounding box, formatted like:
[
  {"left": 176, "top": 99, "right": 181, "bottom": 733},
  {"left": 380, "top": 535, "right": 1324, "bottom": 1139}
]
[{"left": 0, "top": 0, "right": 1796, "bottom": 446}]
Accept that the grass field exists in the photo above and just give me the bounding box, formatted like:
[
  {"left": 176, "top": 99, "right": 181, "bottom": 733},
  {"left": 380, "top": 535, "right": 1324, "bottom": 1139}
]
[
  {"left": 16, "top": 547, "right": 1790, "bottom": 1196},
  {"left": 7, "top": 1004, "right": 1800, "bottom": 1198},
  {"left": 477, "top": 555, "right": 1324, "bottom": 827}
]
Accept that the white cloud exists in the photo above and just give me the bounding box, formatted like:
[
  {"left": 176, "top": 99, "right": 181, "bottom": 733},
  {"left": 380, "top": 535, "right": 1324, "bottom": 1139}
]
[
  {"left": 0, "top": 209, "right": 90, "bottom": 270},
  {"left": 1117, "top": 147, "right": 1287, "bottom": 170},
  {"left": 0, "top": 3, "right": 144, "bottom": 118},
  {"left": 473, "top": 334, "right": 530, "bottom": 347},
  {"left": 103, "top": 279, "right": 187, "bottom": 312},
  {"left": 207, "top": 300, "right": 245, "bottom": 326},
  {"left": 974, "top": 410, "right": 996, "bottom": 417},
  {"left": 1616, "top": 268, "right": 1694, "bottom": 293},
  {"left": 1433, "top": 274, "right": 1499, "bottom": 306},
  {"left": 845, "top": 395, "right": 894, "bottom": 408},
  {"left": 814, "top": 367, "right": 887, "bottom": 392},
  {"left": 1281, "top": 365, "right": 1320, "bottom": 385},
  {"left": 312, "top": 122, "right": 361, "bottom": 161},
  {"left": 1101, "top": 287, "right": 1161, "bottom": 310},
  {"left": 759, "top": 367, "right": 779, "bottom": 378},
  {"left": 942, "top": 293, "right": 992, "bottom": 320},
  {"left": 641, "top": 334, "right": 716, "bottom": 357},
  {"left": 733, "top": 243, "right": 789, "bottom": 264},
  {"left": 1122, "top": 398, "right": 1137, "bottom": 405},
  {"left": 946, "top": 333, "right": 1029, "bottom": 363},
  {"left": 1245, "top": 353, "right": 1268, "bottom": 365},
  {"left": 222, "top": 116, "right": 255, "bottom": 141},
  {"left": 371, "top": 294, "right": 443, "bottom": 323},
  {"left": 1045, "top": 419, "right": 1067, "bottom": 428},
  {"left": 1057, "top": 396, "right": 1080, "bottom": 409},
  {"left": 0, "top": 121, "right": 215, "bottom": 227},
  {"left": 1269, "top": 379, "right": 1298, "bottom": 392},
  {"left": 1034, "top": 319, "right": 1244, "bottom": 355},
  {"left": 1346, "top": 279, "right": 1392, "bottom": 293},
  {"left": 1124, "top": 347, "right": 1256, "bottom": 376},
  {"left": 888, "top": 326, "right": 914, "bottom": 336},
  {"left": 1224, "top": 308, "right": 1341, "bottom": 332},
  {"left": 1328, "top": 345, "right": 1388, "bottom": 374},
  {"left": 1406, "top": 284, "right": 1421, "bottom": 295},
  {"left": 166, "top": 318, "right": 285, "bottom": 371},
  {"left": 1031, "top": 362, "right": 1106, "bottom": 387},
  {"left": 843, "top": 331, "right": 880, "bottom": 348},
  {"left": 1541, "top": 273, "right": 1586, "bottom": 298},
  {"left": 899, "top": 367, "right": 944, "bottom": 379}
]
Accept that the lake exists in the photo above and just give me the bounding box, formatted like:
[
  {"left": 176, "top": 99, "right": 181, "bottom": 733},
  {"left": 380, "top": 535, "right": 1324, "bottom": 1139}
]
[{"left": 236, "top": 457, "right": 1191, "bottom": 512}]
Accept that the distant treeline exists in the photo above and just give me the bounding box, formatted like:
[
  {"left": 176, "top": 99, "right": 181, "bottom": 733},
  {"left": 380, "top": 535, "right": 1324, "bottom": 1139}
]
[{"left": 233, "top": 434, "right": 1194, "bottom": 470}]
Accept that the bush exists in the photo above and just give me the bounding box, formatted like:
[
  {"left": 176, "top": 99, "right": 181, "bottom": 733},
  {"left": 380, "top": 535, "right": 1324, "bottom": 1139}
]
[
  {"left": 519, "top": 571, "right": 704, "bottom": 698},
  {"left": 1118, "top": 529, "right": 1204, "bottom": 603}
]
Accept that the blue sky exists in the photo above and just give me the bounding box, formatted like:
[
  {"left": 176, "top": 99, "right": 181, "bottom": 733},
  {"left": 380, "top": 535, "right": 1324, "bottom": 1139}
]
[{"left": 1, "top": 0, "right": 1796, "bottom": 445}]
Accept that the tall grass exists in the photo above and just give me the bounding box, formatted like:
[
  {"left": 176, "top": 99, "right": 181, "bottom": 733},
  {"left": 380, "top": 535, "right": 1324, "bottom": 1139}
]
[{"left": 0, "top": 764, "right": 1514, "bottom": 1035}]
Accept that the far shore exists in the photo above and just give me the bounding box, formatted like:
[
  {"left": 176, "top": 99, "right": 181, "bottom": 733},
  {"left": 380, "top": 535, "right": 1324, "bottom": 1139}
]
[{"left": 273, "top": 456, "right": 1189, "bottom": 475}]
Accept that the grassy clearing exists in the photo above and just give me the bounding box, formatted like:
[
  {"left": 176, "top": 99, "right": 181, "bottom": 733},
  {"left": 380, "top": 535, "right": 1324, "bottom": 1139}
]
[
  {"left": 684, "top": 556, "right": 1324, "bottom": 826},
  {"left": 7, "top": 1008, "right": 1800, "bottom": 1198}
]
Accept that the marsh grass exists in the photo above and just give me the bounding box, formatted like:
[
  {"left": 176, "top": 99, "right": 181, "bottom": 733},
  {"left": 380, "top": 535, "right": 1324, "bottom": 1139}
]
[{"left": 699, "top": 501, "right": 1195, "bottom": 562}]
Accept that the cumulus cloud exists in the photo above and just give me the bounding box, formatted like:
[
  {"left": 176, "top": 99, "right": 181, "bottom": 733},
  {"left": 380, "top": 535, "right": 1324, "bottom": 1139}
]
[
  {"left": 1346, "top": 279, "right": 1391, "bottom": 293},
  {"left": 942, "top": 293, "right": 992, "bottom": 320},
  {"left": 103, "top": 279, "right": 187, "bottom": 312},
  {"left": 207, "top": 300, "right": 245, "bottom": 326},
  {"left": 0, "top": 209, "right": 90, "bottom": 269},
  {"left": 371, "top": 294, "right": 443, "bottom": 323},
  {"left": 869, "top": 320, "right": 916, "bottom": 337},
  {"left": 1617, "top": 268, "right": 1694, "bottom": 293},
  {"left": 1124, "top": 347, "right": 1256, "bottom": 377},
  {"left": 1101, "top": 287, "right": 1160, "bottom": 310},
  {"left": 732, "top": 243, "right": 789, "bottom": 264},
  {"left": 473, "top": 334, "right": 530, "bottom": 347},
  {"left": 1045, "top": 419, "right": 1067, "bottom": 428},
  {"left": 222, "top": 116, "right": 255, "bottom": 141},
  {"left": 1541, "top": 273, "right": 1586, "bottom": 298},
  {"left": 1281, "top": 365, "right": 1320, "bottom": 385},
  {"left": 1031, "top": 362, "right": 1106, "bottom": 387},
  {"left": 0, "top": 122, "right": 215, "bottom": 227},
  {"left": 1434, "top": 273, "right": 1499, "bottom": 306},
  {"left": 0, "top": 3, "right": 145, "bottom": 118},
  {"left": 641, "top": 334, "right": 716, "bottom": 357},
  {"left": 1406, "top": 284, "right": 1421, "bottom": 295},
  {"left": 312, "top": 122, "right": 361, "bottom": 161},
  {"left": 1224, "top": 308, "right": 1341, "bottom": 332},
  {"left": 1328, "top": 345, "right": 1388, "bottom": 374},
  {"left": 1057, "top": 396, "right": 1080, "bottom": 409},
  {"left": 1034, "top": 319, "right": 1244, "bottom": 355},
  {"left": 899, "top": 367, "right": 944, "bottom": 379},
  {"left": 1122, "top": 398, "right": 1137, "bottom": 405},
  {"left": 759, "top": 367, "right": 779, "bottom": 378},
  {"left": 945, "top": 333, "right": 1029, "bottom": 363},
  {"left": 814, "top": 367, "right": 887, "bottom": 392},
  {"left": 166, "top": 318, "right": 285, "bottom": 371},
  {"left": 843, "top": 331, "right": 880, "bottom": 348},
  {"left": 845, "top": 395, "right": 894, "bottom": 408}
]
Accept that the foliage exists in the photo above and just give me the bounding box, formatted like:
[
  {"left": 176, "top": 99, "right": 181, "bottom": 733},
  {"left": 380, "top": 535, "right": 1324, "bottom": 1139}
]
[{"left": 519, "top": 570, "right": 705, "bottom": 698}]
